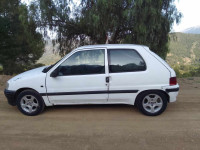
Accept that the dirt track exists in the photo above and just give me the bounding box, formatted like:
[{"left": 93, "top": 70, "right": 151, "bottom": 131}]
[{"left": 0, "top": 76, "right": 200, "bottom": 150}]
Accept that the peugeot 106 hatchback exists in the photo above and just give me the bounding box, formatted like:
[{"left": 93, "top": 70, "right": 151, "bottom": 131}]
[{"left": 4, "top": 44, "right": 179, "bottom": 116}]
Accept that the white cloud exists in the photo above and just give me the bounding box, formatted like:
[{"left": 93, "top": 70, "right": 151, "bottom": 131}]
[{"left": 173, "top": 0, "right": 200, "bottom": 32}]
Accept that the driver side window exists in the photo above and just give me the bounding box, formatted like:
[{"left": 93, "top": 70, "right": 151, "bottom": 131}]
[{"left": 58, "top": 49, "right": 105, "bottom": 76}]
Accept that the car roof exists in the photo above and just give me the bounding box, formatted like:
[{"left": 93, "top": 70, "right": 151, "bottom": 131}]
[{"left": 76, "top": 44, "right": 149, "bottom": 50}]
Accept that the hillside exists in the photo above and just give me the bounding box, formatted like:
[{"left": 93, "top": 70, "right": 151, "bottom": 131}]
[
  {"left": 37, "top": 41, "right": 61, "bottom": 65},
  {"left": 167, "top": 33, "right": 200, "bottom": 66}
]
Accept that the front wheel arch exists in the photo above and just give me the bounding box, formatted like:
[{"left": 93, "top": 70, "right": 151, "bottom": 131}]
[
  {"left": 14, "top": 88, "right": 40, "bottom": 103},
  {"left": 16, "top": 89, "right": 45, "bottom": 116}
]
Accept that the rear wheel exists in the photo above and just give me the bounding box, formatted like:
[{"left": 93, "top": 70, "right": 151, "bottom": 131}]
[
  {"left": 136, "top": 91, "right": 168, "bottom": 116},
  {"left": 16, "top": 90, "right": 45, "bottom": 116}
]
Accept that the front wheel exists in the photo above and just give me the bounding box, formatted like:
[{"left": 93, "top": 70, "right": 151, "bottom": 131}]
[
  {"left": 136, "top": 91, "right": 168, "bottom": 116},
  {"left": 16, "top": 90, "right": 45, "bottom": 116}
]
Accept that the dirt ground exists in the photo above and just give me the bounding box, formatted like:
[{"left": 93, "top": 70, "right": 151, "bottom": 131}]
[{"left": 0, "top": 75, "right": 200, "bottom": 150}]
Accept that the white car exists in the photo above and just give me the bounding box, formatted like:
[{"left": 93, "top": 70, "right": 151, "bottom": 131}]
[{"left": 4, "top": 44, "right": 179, "bottom": 116}]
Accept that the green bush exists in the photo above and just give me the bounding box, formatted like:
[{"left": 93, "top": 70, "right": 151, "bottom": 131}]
[
  {"left": 173, "top": 66, "right": 181, "bottom": 77},
  {"left": 0, "top": 65, "right": 3, "bottom": 74},
  {"left": 172, "top": 64, "right": 200, "bottom": 78},
  {"left": 1, "top": 63, "right": 45, "bottom": 75}
]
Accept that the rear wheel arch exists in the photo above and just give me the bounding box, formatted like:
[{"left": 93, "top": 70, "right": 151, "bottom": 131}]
[
  {"left": 135, "top": 89, "right": 169, "bottom": 116},
  {"left": 135, "top": 89, "right": 169, "bottom": 105}
]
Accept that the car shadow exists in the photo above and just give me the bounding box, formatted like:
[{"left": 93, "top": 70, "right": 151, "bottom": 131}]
[{"left": 44, "top": 104, "right": 139, "bottom": 114}]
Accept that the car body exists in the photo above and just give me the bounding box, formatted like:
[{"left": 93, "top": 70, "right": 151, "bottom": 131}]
[{"left": 4, "top": 44, "right": 179, "bottom": 116}]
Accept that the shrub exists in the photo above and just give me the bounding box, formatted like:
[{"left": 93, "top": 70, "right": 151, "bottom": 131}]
[
  {"left": 172, "top": 64, "right": 200, "bottom": 78},
  {"left": 0, "top": 65, "right": 3, "bottom": 74}
]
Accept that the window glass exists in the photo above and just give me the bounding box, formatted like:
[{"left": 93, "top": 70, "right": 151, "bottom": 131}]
[
  {"left": 58, "top": 49, "right": 105, "bottom": 76},
  {"left": 109, "top": 49, "right": 146, "bottom": 73}
]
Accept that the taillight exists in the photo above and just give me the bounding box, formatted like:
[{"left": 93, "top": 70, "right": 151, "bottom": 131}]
[{"left": 170, "top": 77, "right": 177, "bottom": 86}]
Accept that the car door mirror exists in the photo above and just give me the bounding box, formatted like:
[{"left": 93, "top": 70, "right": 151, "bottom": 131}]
[{"left": 50, "top": 68, "right": 59, "bottom": 77}]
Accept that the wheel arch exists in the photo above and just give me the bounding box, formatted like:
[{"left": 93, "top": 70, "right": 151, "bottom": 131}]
[
  {"left": 14, "top": 88, "right": 40, "bottom": 101},
  {"left": 15, "top": 88, "right": 45, "bottom": 116},
  {"left": 134, "top": 89, "right": 169, "bottom": 105}
]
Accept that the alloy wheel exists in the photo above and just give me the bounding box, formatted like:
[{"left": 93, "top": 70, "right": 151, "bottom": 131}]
[
  {"left": 142, "top": 94, "right": 163, "bottom": 113},
  {"left": 20, "top": 95, "right": 39, "bottom": 113}
]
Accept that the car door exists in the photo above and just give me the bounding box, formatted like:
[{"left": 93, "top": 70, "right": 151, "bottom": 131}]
[
  {"left": 107, "top": 49, "right": 147, "bottom": 104},
  {"left": 46, "top": 48, "right": 109, "bottom": 104}
]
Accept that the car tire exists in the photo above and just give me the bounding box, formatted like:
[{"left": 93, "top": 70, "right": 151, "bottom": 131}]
[
  {"left": 136, "top": 91, "right": 168, "bottom": 116},
  {"left": 16, "top": 90, "right": 45, "bottom": 116}
]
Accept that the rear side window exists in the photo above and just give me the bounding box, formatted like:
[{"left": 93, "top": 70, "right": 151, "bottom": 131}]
[
  {"left": 108, "top": 49, "right": 146, "bottom": 73},
  {"left": 58, "top": 49, "right": 105, "bottom": 76}
]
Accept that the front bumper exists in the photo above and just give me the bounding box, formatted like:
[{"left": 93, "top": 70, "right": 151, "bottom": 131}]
[{"left": 4, "top": 89, "right": 16, "bottom": 106}]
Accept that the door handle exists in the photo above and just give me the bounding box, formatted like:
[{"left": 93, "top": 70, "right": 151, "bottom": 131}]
[{"left": 106, "top": 76, "right": 110, "bottom": 83}]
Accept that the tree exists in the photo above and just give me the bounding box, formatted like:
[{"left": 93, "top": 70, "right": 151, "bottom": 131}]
[
  {"left": 0, "top": 0, "right": 44, "bottom": 74},
  {"left": 31, "top": 0, "right": 181, "bottom": 58},
  {"left": 132, "top": 0, "right": 182, "bottom": 58}
]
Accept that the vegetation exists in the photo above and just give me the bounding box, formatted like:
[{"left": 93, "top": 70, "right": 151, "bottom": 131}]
[
  {"left": 30, "top": 0, "right": 181, "bottom": 58},
  {"left": 0, "top": 0, "right": 44, "bottom": 74},
  {"left": 167, "top": 33, "right": 200, "bottom": 77},
  {"left": 167, "top": 33, "right": 200, "bottom": 65},
  {"left": 173, "top": 65, "right": 200, "bottom": 78},
  {"left": 0, "top": 65, "right": 3, "bottom": 74}
]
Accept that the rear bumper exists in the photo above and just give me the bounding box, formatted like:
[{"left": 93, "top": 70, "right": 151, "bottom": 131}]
[
  {"left": 4, "top": 89, "right": 16, "bottom": 106},
  {"left": 162, "top": 85, "right": 179, "bottom": 103},
  {"left": 165, "top": 87, "right": 179, "bottom": 93}
]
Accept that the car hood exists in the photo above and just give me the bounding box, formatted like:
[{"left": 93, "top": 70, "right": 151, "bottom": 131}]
[{"left": 8, "top": 66, "right": 47, "bottom": 82}]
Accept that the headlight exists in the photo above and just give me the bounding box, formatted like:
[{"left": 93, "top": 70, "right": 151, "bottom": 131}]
[{"left": 6, "top": 82, "right": 9, "bottom": 89}]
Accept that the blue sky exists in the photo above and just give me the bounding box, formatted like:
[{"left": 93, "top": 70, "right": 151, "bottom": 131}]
[{"left": 173, "top": 0, "right": 200, "bottom": 31}]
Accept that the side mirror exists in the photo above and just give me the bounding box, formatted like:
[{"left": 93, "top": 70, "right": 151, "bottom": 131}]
[{"left": 50, "top": 68, "right": 59, "bottom": 77}]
